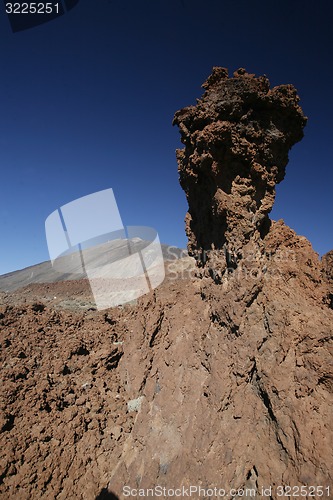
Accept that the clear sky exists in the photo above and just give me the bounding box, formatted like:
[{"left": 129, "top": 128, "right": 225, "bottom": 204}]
[{"left": 0, "top": 0, "right": 332, "bottom": 276}]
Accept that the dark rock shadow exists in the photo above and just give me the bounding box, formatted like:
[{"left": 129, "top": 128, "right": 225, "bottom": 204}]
[{"left": 95, "top": 488, "right": 119, "bottom": 500}]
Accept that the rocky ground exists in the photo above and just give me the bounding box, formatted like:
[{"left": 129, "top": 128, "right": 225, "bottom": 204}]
[
  {"left": 1, "top": 68, "right": 332, "bottom": 499},
  {"left": 0, "top": 259, "right": 197, "bottom": 499},
  {"left": 1, "top": 221, "right": 332, "bottom": 499}
]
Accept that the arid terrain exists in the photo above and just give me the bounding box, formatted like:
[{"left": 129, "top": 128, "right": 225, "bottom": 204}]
[{"left": 1, "top": 68, "right": 332, "bottom": 500}]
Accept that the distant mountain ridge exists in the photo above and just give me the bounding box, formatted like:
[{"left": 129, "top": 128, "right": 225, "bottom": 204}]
[{"left": 0, "top": 241, "right": 186, "bottom": 292}]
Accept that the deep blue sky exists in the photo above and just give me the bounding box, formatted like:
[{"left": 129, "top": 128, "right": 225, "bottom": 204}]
[{"left": 0, "top": 0, "right": 332, "bottom": 275}]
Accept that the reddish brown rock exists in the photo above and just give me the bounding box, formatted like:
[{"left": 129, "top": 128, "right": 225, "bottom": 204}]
[
  {"left": 173, "top": 67, "right": 307, "bottom": 276},
  {"left": 104, "top": 221, "right": 333, "bottom": 498},
  {"left": 322, "top": 250, "right": 333, "bottom": 307},
  {"left": 1, "top": 246, "right": 332, "bottom": 499},
  {"left": 0, "top": 69, "right": 332, "bottom": 500}
]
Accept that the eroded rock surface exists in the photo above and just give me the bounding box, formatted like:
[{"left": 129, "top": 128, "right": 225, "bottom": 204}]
[
  {"left": 0, "top": 68, "right": 332, "bottom": 500},
  {"left": 322, "top": 250, "right": 333, "bottom": 307},
  {"left": 173, "top": 67, "right": 307, "bottom": 276},
  {"left": 105, "top": 221, "right": 333, "bottom": 498}
]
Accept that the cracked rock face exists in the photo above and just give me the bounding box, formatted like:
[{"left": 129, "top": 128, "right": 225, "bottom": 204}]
[
  {"left": 322, "top": 250, "right": 333, "bottom": 306},
  {"left": 0, "top": 69, "right": 332, "bottom": 500},
  {"left": 173, "top": 67, "right": 307, "bottom": 272}
]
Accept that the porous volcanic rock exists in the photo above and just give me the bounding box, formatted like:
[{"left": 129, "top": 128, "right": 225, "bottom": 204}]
[
  {"left": 322, "top": 250, "right": 333, "bottom": 306},
  {"left": 103, "top": 69, "right": 332, "bottom": 498},
  {"left": 0, "top": 68, "right": 332, "bottom": 500},
  {"left": 173, "top": 67, "right": 307, "bottom": 277},
  {"left": 104, "top": 221, "right": 333, "bottom": 499}
]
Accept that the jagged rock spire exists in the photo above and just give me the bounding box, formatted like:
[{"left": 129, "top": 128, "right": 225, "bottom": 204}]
[{"left": 173, "top": 67, "right": 307, "bottom": 272}]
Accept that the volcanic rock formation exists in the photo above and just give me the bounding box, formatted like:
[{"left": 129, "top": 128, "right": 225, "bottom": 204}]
[
  {"left": 100, "top": 68, "right": 332, "bottom": 497},
  {"left": 173, "top": 67, "right": 307, "bottom": 279},
  {"left": 0, "top": 68, "right": 332, "bottom": 500},
  {"left": 322, "top": 249, "right": 333, "bottom": 306}
]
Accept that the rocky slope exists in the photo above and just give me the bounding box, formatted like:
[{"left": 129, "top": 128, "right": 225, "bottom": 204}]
[
  {"left": 0, "top": 242, "right": 185, "bottom": 293},
  {"left": 0, "top": 68, "right": 332, "bottom": 500}
]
